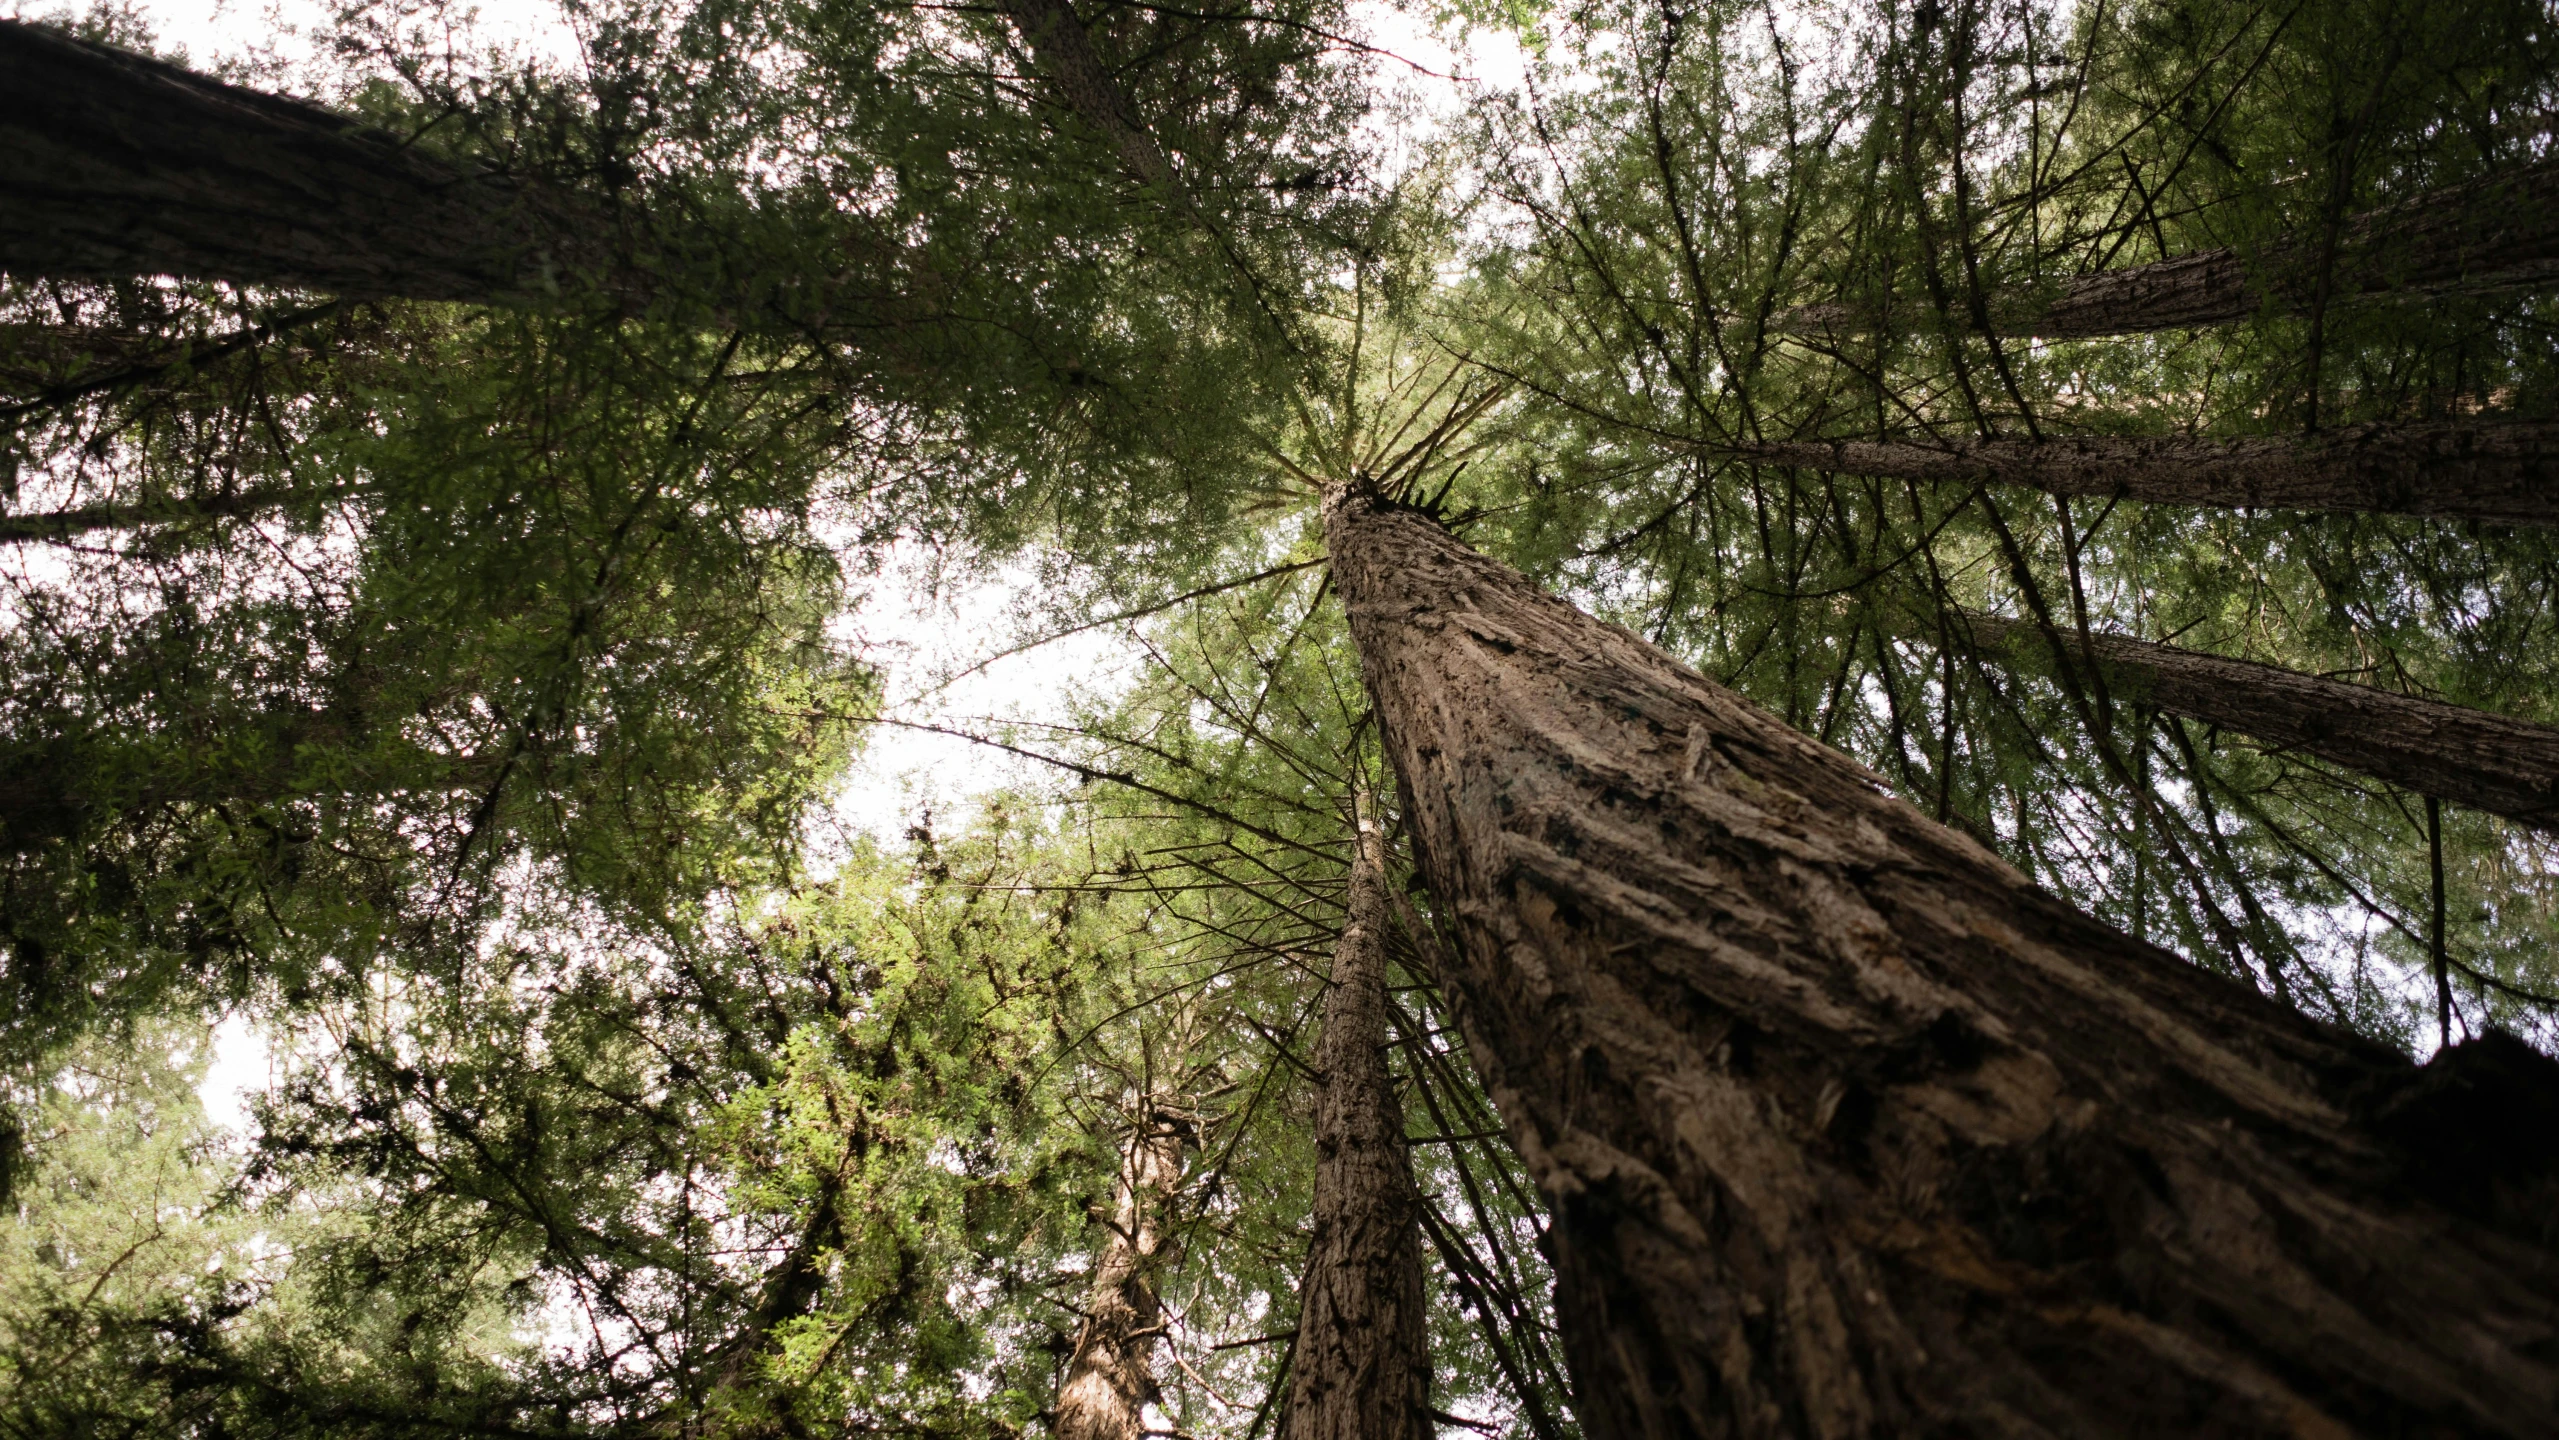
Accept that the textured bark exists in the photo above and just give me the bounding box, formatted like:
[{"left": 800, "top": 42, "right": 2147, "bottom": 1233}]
[
  {"left": 1321, "top": 483, "right": 2559, "bottom": 1440},
  {"left": 1279, "top": 811, "right": 1432, "bottom": 1440},
  {"left": 1963, "top": 613, "right": 2559, "bottom": 833},
  {"left": 1745, "top": 420, "right": 2559, "bottom": 527},
  {"left": 1781, "top": 160, "right": 2559, "bottom": 338},
  {"left": 0, "top": 19, "right": 602, "bottom": 301},
  {"left": 1055, "top": 1106, "right": 1187, "bottom": 1440},
  {"left": 999, "top": 0, "right": 1176, "bottom": 188}
]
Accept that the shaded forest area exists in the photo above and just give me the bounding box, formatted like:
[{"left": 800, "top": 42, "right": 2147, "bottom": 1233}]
[{"left": 3, "top": 0, "right": 2559, "bottom": 1433}]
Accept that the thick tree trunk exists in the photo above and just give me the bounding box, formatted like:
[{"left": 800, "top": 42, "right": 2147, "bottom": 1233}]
[
  {"left": 1781, "top": 160, "right": 2559, "bottom": 338},
  {"left": 1279, "top": 807, "right": 1432, "bottom": 1440},
  {"left": 1321, "top": 483, "right": 2559, "bottom": 1440},
  {"left": 1745, "top": 421, "right": 2559, "bottom": 527},
  {"left": 0, "top": 19, "right": 601, "bottom": 301},
  {"left": 1962, "top": 613, "right": 2559, "bottom": 833},
  {"left": 1055, "top": 1104, "right": 1188, "bottom": 1440}
]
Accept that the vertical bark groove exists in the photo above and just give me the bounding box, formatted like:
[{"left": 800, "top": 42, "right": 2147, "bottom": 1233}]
[
  {"left": 1279, "top": 806, "right": 1432, "bottom": 1440},
  {"left": 1056, "top": 1105, "right": 1188, "bottom": 1440},
  {"left": 1322, "top": 483, "right": 2559, "bottom": 1439},
  {"left": 1962, "top": 612, "right": 2559, "bottom": 832}
]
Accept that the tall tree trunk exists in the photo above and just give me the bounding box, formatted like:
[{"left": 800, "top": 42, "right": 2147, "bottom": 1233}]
[
  {"left": 0, "top": 484, "right": 351, "bottom": 545},
  {"left": 1742, "top": 421, "right": 2559, "bottom": 527},
  {"left": 1055, "top": 1103, "right": 1188, "bottom": 1440},
  {"left": 1321, "top": 483, "right": 2559, "bottom": 1440},
  {"left": 0, "top": 19, "right": 603, "bottom": 301},
  {"left": 0, "top": 721, "right": 498, "bottom": 856},
  {"left": 998, "top": 0, "right": 1175, "bottom": 188},
  {"left": 1280, "top": 803, "right": 1432, "bottom": 1440},
  {"left": 1781, "top": 160, "right": 2559, "bottom": 339},
  {"left": 1963, "top": 612, "right": 2559, "bottom": 832}
]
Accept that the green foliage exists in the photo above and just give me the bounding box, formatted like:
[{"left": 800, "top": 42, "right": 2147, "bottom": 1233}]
[
  {"left": 9, "top": 0, "right": 2559, "bottom": 1431},
  {"left": 1437, "top": 0, "right": 2559, "bottom": 1048},
  {"left": 0, "top": 302, "right": 871, "bottom": 1092}
]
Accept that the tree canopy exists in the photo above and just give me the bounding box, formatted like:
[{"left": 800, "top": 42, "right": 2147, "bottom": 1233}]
[{"left": 4, "top": 0, "right": 2557, "bottom": 1432}]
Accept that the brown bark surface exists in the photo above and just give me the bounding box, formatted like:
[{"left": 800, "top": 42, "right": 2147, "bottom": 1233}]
[
  {"left": 0, "top": 19, "right": 598, "bottom": 300},
  {"left": 1279, "top": 810, "right": 1432, "bottom": 1440},
  {"left": 2033, "top": 161, "right": 2559, "bottom": 336},
  {"left": 1055, "top": 1105, "right": 1187, "bottom": 1440},
  {"left": 1749, "top": 420, "right": 2559, "bottom": 527},
  {"left": 1780, "top": 160, "right": 2559, "bottom": 338},
  {"left": 1322, "top": 482, "right": 2559, "bottom": 1439},
  {"left": 1964, "top": 613, "right": 2559, "bottom": 832}
]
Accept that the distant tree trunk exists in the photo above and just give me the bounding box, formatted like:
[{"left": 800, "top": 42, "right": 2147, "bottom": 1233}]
[
  {"left": 0, "top": 485, "right": 350, "bottom": 545},
  {"left": 0, "top": 19, "right": 604, "bottom": 301},
  {"left": 998, "top": 0, "right": 1176, "bottom": 187},
  {"left": 1279, "top": 803, "right": 1432, "bottom": 1440},
  {"left": 1781, "top": 160, "right": 2559, "bottom": 338},
  {"left": 0, "top": 720, "right": 495, "bottom": 856},
  {"left": 1055, "top": 1104, "right": 1188, "bottom": 1440},
  {"left": 1963, "top": 613, "right": 2559, "bottom": 833},
  {"left": 1742, "top": 421, "right": 2559, "bottom": 527},
  {"left": 1321, "top": 483, "right": 2559, "bottom": 1439}
]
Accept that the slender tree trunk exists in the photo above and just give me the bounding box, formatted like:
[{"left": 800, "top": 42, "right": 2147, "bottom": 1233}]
[
  {"left": 0, "top": 19, "right": 603, "bottom": 301},
  {"left": 1321, "top": 483, "right": 2559, "bottom": 1439},
  {"left": 0, "top": 484, "right": 351, "bottom": 545},
  {"left": 1742, "top": 421, "right": 2559, "bottom": 527},
  {"left": 1279, "top": 802, "right": 1432, "bottom": 1440},
  {"left": 0, "top": 709, "right": 499, "bottom": 856},
  {"left": 1056, "top": 1103, "right": 1188, "bottom": 1440},
  {"left": 1963, "top": 612, "right": 2559, "bottom": 832},
  {"left": 1781, "top": 160, "right": 2559, "bottom": 338},
  {"left": 998, "top": 0, "right": 1175, "bottom": 187}
]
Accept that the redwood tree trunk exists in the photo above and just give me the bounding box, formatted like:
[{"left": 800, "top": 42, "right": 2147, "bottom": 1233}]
[
  {"left": 999, "top": 0, "right": 1176, "bottom": 187},
  {"left": 2029, "top": 161, "right": 2559, "bottom": 337},
  {"left": 1964, "top": 613, "right": 2559, "bottom": 832},
  {"left": 1055, "top": 1104, "right": 1187, "bottom": 1440},
  {"left": 0, "top": 19, "right": 598, "bottom": 301},
  {"left": 1279, "top": 808, "right": 1432, "bottom": 1440},
  {"left": 0, "top": 484, "right": 348, "bottom": 545},
  {"left": 1746, "top": 421, "right": 2559, "bottom": 527},
  {"left": 1780, "top": 160, "right": 2559, "bottom": 339},
  {"left": 1322, "top": 483, "right": 2559, "bottom": 1439}
]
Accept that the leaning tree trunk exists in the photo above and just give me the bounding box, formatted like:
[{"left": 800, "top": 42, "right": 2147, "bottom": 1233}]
[
  {"left": 0, "top": 19, "right": 605, "bottom": 301},
  {"left": 1743, "top": 421, "right": 2559, "bottom": 527},
  {"left": 1278, "top": 803, "right": 1433, "bottom": 1440},
  {"left": 0, "top": 484, "right": 350, "bottom": 545},
  {"left": 1781, "top": 159, "right": 2559, "bottom": 339},
  {"left": 1055, "top": 1103, "right": 1189, "bottom": 1440},
  {"left": 1963, "top": 612, "right": 2559, "bottom": 833},
  {"left": 998, "top": 0, "right": 1176, "bottom": 188},
  {"left": 1321, "top": 483, "right": 2559, "bottom": 1439}
]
